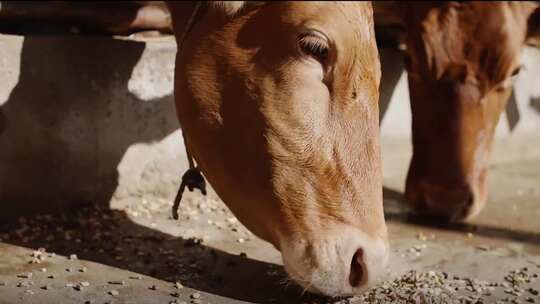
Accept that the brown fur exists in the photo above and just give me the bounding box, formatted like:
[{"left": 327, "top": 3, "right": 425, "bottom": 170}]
[
  {"left": 402, "top": 1, "right": 540, "bottom": 221},
  {"left": 167, "top": 1, "right": 387, "bottom": 296}
]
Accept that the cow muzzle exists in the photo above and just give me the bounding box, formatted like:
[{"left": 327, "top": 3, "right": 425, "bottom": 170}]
[
  {"left": 279, "top": 224, "right": 389, "bottom": 296},
  {"left": 405, "top": 177, "right": 487, "bottom": 222}
]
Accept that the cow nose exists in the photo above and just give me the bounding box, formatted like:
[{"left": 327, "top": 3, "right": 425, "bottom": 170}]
[
  {"left": 349, "top": 248, "right": 367, "bottom": 288},
  {"left": 407, "top": 180, "right": 475, "bottom": 222},
  {"left": 452, "top": 191, "right": 474, "bottom": 221},
  {"left": 281, "top": 227, "right": 389, "bottom": 296}
]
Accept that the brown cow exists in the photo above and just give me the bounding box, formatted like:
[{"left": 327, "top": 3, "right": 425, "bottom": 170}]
[
  {"left": 167, "top": 1, "right": 388, "bottom": 296},
  {"left": 401, "top": 2, "right": 540, "bottom": 221}
]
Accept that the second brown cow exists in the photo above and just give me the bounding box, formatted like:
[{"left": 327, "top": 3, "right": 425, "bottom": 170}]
[{"left": 401, "top": 1, "right": 540, "bottom": 221}]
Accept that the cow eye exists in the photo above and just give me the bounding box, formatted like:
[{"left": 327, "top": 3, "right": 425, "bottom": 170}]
[
  {"left": 298, "top": 32, "right": 329, "bottom": 64},
  {"left": 496, "top": 65, "right": 523, "bottom": 92},
  {"left": 510, "top": 66, "right": 522, "bottom": 81},
  {"left": 511, "top": 66, "right": 522, "bottom": 76}
]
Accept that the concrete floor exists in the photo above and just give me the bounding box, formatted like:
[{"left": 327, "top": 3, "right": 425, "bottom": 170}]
[{"left": 0, "top": 135, "right": 539, "bottom": 304}]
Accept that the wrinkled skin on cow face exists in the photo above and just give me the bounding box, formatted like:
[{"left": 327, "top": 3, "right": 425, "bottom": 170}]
[
  {"left": 167, "top": 1, "right": 388, "bottom": 297},
  {"left": 403, "top": 2, "right": 540, "bottom": 222}
]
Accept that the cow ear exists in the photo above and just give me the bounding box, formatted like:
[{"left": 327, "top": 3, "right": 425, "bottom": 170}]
[{"left": 526, "top": 5, "right": 540, "bottom": 47}]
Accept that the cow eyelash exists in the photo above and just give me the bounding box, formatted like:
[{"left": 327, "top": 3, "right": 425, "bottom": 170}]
[
  {"left": 496, "top": 66, "right": 524, "bottom": 92},
  {"left": 505, "top": 66, "right": 523, "bottom": 86},
  {"left": 510, "top": 66, "right": 523, "bottom": 81},
  {"left": 298, "top": 32, "right": 329, "bottom": 64}
]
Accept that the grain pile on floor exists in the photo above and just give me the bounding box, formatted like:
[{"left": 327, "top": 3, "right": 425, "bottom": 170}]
[{"left": 351, "top": 269, "right": 539, "bottom": 304}]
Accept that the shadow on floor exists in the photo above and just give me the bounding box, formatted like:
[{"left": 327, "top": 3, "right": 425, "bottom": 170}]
[
  {"left": 1, "top": 191, "right": 538, "bottom": 303},
  {"left": 0, "top": 205, "right": 329, "bottom": 304},
  {"left": 383, "top": 187, "right": 540, "bottom": 245}
]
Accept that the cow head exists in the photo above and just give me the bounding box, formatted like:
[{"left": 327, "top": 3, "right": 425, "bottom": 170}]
[
  {"left": 168, "top": 1, "right": 387, "bottom": 296},
  {"left": 403, "top": 2, "right": 540, "bottom": 221}
]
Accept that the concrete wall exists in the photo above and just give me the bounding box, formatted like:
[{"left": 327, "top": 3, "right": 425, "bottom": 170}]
[
  {"left": 0, "top": 34, "right": 539, "bottom": 218},
  {"left": 0, "top": 34, "right": 186, "bottom": 218}
]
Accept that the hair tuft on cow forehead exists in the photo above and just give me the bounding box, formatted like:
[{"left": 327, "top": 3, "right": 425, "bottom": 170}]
[{"left": 208, "top": 1, "right": 250, "bottom": 16}]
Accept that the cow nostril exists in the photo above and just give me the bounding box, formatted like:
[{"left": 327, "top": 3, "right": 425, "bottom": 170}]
[
  {"left": 349, "top": 249, "right": 366, "bottom": 288},
  {"left": 465, "top": 192, "right": 474, "bottom": 207},
  {"left": 452, "top": 190, "right": 475, "bottom": 222}
]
